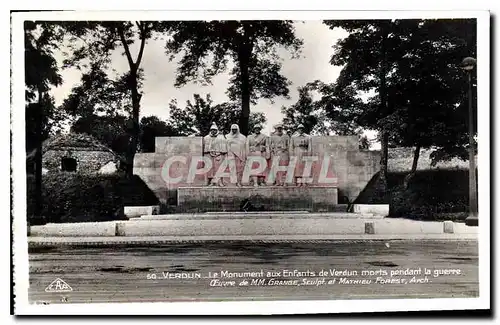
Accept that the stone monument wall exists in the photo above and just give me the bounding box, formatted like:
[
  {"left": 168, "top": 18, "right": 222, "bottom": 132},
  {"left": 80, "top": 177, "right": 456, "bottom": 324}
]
[
  {"left": 134, "top": 137, "right": 206, "bottom": 203},
  {"left": 311, "top": 136, "right": 380, "bottom": 201},
  {"left": 133, "top": 135, "right": 380, "bottom": 205}
]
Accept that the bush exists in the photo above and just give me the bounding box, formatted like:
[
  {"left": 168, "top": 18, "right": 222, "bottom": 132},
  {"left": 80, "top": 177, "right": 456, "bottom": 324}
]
[
  {"left": 387, "top": 170, "right": 470, "bottom": 220},
  {"left": 27, "top": 172, "right": 159, "bottom": 224},
  {"left": 355, "top": 169, "right": 470, "bottom": 220}
]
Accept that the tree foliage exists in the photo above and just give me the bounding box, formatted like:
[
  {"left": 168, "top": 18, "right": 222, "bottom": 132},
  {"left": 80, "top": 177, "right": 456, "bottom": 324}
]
[
  {"left": 71, "top": 114, "right": 130, "bottom": 156},
  {"left": 309, "top": 80, "right": 365, "bottom": 134},
  {"left": 321, "top": 19, "right": 476, "bottom": 189},
  {"left": 168, "top": 94, "right": 266, "bottom": 136},
  {"left": 25, "top": 21, "right": 63, "bottom": 100},
  {"left": 71, "top": 114, "right": 179, "bottom": 154},
  {"left": 323, "top": 19, "right": 476, "bottom": 158},
  {"left": 166, "top": 20, "right": 302, "bottom": 135},
  {"left": 281, "top": 86, "right": 320, "bottom": 135},
  {"left": 281, "top": 84, "right": 371, "bottom": 148},
  {"left": 25, "top": 21, "right": 64, "bottom": 151},
  {"left": 139, "top": 116, "right": 178, "bottom": 152},
  {"left": 25, "top": 21, "right": 65, "bottom": 219},
  {"left": 60, "top": 63, "right": 138, "bottom": 119},
  {"left": 25, "top": 95, "right": 63, "bottom": 152}
]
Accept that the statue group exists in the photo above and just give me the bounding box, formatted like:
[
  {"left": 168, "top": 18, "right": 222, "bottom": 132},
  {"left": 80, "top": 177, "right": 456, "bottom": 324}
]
[{"left": 203, "top": 122, "right": 312, "bottom": 187}]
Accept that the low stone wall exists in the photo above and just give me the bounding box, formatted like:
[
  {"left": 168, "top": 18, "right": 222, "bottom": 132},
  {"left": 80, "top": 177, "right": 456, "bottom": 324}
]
[
  {"left": 353, "top": 204, "right": 390, "bottom": 216},
  {"left": 388, "top": 147, "right": 470, "bottom": 172},
  {"left": 28, "top": 219, "right": 478, "bottom": 238}
]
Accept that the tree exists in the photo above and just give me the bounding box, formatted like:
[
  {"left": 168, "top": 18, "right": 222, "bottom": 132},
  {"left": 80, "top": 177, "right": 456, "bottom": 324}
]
[
  {"left": 323, "top": 20, "right": 398, "bottom": 191},
  {"left": 374, "top": 19, "right": 476, "bottom": 188},
  {"left": 416, "top": 19, "right": 477, "bottom": 165},
  {"left": 60, "top": 61, "right": 140, "bottom": 158},
  {"left": 61, "top": 21, "right": 169, "bottom": 176},
  {"left": 282, "top": 83, "right": 371, "bottom": 150},
  {"left": 322, "top": 19, "right": 476, "bottom": 191},
  {"left": 166, "top": 21, "right": 302, "bottom": 135},
  {"left": 71, "top": 114, "right": 130, "bottom": 156},
  {"left": 60, "top": 63, "right": 135, "bottom": 120},
  {"left": 139, "top": 116, "right": 178, "bottom": 152},
  {"left": 25, "top": 95, "right": 61, "bottom": 153},
  {"left": 25, "top": 21, "right": 63, "bottom": 220},
  {"left": 281, "top": 86, "right": 320, "bottom": 135},
  {"left": 168, "top": 94, "right": 266, "bottom": 136},
  {"left": 281, "top": 82, "right": 376, "bottom": 153}
]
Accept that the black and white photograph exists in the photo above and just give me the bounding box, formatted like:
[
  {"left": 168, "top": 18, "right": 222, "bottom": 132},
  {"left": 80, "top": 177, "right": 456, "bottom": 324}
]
[{"left": 10, "top": 8, "right": 490, "bottom": 315}]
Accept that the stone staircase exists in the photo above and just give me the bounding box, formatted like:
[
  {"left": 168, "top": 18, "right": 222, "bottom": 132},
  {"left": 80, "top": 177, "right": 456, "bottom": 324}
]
[
  {"left": 136, "top": 211, "right": 383, "bottom": 221},
  {"left": 121, "top": 206, "right": 389, "bottom": 237}
]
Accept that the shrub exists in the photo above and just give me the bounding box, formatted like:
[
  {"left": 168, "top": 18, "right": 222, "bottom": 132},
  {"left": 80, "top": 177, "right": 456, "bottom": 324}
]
[
  {"left": 387, "top": 170, "right": 470, "bottom": 220},
  {"left": 27, "top": 172, "right": 159, "bottom": 224},
  {"left": 355, "top": 169, "right": 470, "bottom": 220}
]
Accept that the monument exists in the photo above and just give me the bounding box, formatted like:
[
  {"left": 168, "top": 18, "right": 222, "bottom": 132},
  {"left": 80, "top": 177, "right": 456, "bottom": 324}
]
[{"left": 134, "top": 125, "right": 380, "bottom": 212}]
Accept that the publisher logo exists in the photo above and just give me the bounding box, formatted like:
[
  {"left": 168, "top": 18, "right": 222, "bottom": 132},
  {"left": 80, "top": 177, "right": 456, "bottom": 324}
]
[{"left": 44, "top": 278, "right": 73, "bottom": 293}]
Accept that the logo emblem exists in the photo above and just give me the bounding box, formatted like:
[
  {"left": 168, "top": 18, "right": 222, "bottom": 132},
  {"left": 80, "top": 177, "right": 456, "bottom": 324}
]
[{"left": 45, "top": 278, "right": 73, "bottom": 293}]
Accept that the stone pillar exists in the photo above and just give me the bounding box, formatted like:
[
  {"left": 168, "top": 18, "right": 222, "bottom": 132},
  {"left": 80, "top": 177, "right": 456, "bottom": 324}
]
[{"left": 365, "top": 221, "right": 375, "bottom": 234}]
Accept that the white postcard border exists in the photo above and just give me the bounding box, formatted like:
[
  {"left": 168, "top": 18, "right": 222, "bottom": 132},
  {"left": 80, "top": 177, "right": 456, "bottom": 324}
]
[{"left": 11, "top": 9, "right": 490, "bottom": 315}]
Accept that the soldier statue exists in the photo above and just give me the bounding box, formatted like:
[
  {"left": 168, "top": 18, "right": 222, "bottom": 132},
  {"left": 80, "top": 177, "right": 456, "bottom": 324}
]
[
  {"left": 267, "top": 123, "right": 290, "bottom": 186},
  {"left": 226, "top": 124, "right": 247, "bottom": 186},
  {"left": 203, "top": 123, "right": 227, "bottom": 186},
  {"left": 246, "top": 125, "right": 269, "bottom": 186}
]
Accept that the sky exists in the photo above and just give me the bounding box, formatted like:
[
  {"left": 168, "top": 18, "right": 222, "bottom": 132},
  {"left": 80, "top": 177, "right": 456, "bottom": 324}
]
[{"left": 50, "top": 21, "right": 376, "bottom": 141}]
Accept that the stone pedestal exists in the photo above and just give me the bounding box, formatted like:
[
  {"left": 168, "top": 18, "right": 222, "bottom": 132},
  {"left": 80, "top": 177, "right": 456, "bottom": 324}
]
[{"left": 178, "top": 186, "right": 338, "bottom": 211}]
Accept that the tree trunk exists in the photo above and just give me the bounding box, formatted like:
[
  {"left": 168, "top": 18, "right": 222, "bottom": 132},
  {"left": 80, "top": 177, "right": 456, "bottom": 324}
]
[
  {"left": 378, "top": 131, "right": 389, "bottom": 191},
  {"left": 377, "top": 22, "right": 389, "bottom": 193},
  {"left": 237, "top": 42, "right": 252, "bottom": 136},
  {"left": 126, "top": 70, "right": 140, "bottom": 178},
  {"left": 403, "top": 143, "right": 421, "bottom": 190},
  {"left": 34, "top": 88, "right": 43, "bottom": 221},
  {"left": 117, "top": 24, "right": 146, "bottom": 178}
]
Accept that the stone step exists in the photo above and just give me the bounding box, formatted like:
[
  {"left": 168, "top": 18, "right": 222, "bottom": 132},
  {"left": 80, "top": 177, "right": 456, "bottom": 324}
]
[
  {"left": 124, "top": 205, "right": 160, "bottom": 218},
  {"left": 116, "top": 218, "right": 457, "bottom": 237},
  {"left": 203, "top": 210, "right": 310, "bottom": 215},
  {"left": 167, "top": 204, "right": 350, "bottom": 213},
  {"left": 135, "top": 212, "right": 380, "bottom": 221},
  {"left": 29, "top": 218, "right": 478, "bottom": 237}
]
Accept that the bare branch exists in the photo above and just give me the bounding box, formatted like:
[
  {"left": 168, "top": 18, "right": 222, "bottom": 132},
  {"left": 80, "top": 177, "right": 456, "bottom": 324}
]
[
  {"left": 135, "top": 21, "right": 144, "bottom": 34},
  {"left": 117, "top": 24, "right": 136, "bottom": 71},
  {"left": 135, "top": 21, "right": 148, "bottom": 68}
]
